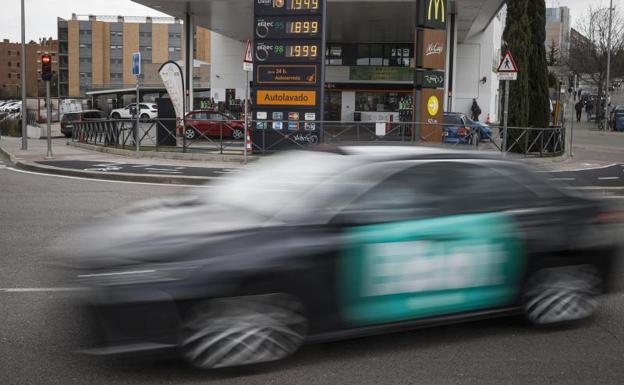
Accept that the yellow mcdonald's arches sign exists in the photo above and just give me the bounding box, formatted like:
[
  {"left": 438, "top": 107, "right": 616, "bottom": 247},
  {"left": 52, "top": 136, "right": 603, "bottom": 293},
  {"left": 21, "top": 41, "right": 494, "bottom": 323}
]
[{"left": 427, "top": 0, "right": 445, "bottom": 23}]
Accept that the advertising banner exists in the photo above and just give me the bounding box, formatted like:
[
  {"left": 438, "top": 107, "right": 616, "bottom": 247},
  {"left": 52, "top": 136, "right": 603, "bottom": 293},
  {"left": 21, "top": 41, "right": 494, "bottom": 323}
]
[
  {"left": 158, "top": 61, "right": 185, "bottom": 119},
  {"left": 418, "top": 29, "right": 446, "bottom": 70},
  {"left": 419, "top": 88, "right": 444, "bottom": 142}
]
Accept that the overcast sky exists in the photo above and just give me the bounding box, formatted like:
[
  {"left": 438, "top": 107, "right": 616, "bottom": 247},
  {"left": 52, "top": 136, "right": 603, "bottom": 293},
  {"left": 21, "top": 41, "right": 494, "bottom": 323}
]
[{"left": 0, "top": 0, "right": 617, "bottom": 42}]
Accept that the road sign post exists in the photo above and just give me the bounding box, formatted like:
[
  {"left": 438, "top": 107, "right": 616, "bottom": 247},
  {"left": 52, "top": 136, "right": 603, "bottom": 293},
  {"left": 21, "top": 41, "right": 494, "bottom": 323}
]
[
  {"left": 243, "top": 40, "right": 253, "bottom": 164},
  {"left": 497, "top": 51, "right": 519, "bottom": 155},
  {"left": 132, "top": 52, "right": 141, "bottom": 154}
]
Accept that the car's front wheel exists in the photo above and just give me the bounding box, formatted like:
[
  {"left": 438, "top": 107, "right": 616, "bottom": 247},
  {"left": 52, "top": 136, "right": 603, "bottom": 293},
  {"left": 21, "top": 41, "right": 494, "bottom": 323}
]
[
  {"left": 522, "top": 265, "right": 601, "bottom": 326},
  {"left": 140, "top": 113, "right": 150, "bottom": 122},
  {"left": 179, "top": 293, "right": 308, "bottom": 369},
  {"left": 111, "top": 112, "right": 121, "bottom": 119}
]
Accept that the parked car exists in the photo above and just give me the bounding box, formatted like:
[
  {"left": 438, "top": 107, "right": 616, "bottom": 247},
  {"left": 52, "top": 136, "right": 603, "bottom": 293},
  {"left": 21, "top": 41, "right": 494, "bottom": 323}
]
[
  {"left": 60, "top": 110, "right": 107, "bottom": 138},
  {"left": 443, "top": 112, "right": 472, "bottom": 144},
  {"left": 68, "top": 148, "right": 621, "bottom": 370},
  {"left": 466, "top": 118, "right": 493, "bottom": 141},
  {"left": 609, "top": 105, "right": 624, "bottom": 130},
  {"left": 110, "top": 103, "right": 158, "bottom": 121},
  {"left": 182, "top": 110, "right": 245, "bottom": 140},
  {"left": 0, "top": 101, "right": 21, "bottom": 113}
]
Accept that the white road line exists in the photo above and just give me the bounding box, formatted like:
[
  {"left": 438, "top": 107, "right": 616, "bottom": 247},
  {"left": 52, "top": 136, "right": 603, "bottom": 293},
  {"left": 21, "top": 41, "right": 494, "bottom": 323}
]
[
  {"left": 0, "top": 287, "right": 86, "bottom": 293},
  {"left": 5, "top": 167, "right": 215, "bottom": 188},
  {"left": 545, "top": 163, "right": 619, "bottom": 173},
  {"left": 549, "top": 177, "right": 576, "bottom": 181},
  {"left": 598, "top": 177, "right": 620, "bottom": 180}
]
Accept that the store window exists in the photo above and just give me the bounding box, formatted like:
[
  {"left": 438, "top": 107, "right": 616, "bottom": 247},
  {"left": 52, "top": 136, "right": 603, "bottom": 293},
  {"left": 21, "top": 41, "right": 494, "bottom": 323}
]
[{"left": 355, "top": 92, "right": 405, "bottom": 112}]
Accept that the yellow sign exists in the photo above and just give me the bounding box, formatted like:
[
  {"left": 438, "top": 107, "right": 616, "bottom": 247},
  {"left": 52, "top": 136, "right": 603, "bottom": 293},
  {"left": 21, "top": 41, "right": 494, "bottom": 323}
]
[
  {"left": 256, "top": 90, "right": 317, "bottom": 106},
  {"left": 427, "top": 95, "right": 440, "bottom": 116},
  {"left": 428, "top": 0, "right": 445, "bottom": 23}
]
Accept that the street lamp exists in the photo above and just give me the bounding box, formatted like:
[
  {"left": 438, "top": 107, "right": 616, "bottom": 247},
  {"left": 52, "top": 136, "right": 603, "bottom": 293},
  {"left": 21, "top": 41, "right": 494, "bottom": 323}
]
[{"left": 20, "top": 0, "right": 27, "bottom": 149}]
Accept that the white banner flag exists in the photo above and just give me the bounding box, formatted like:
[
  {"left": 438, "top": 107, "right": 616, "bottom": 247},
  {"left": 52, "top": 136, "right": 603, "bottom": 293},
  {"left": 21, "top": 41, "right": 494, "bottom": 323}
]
[{"left": 158, "top": 61, "right": 185, "bottom": 120}]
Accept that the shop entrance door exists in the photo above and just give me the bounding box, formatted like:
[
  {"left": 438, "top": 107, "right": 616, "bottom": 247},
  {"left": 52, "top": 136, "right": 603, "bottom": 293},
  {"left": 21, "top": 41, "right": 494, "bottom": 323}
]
[{"left": 324, "top": 91, "right": 342, "bottom": 121}]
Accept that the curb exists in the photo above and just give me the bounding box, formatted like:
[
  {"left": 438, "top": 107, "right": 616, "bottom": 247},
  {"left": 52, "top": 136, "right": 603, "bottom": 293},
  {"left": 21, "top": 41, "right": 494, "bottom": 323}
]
[
  {"left": 0, "top": 144, "right": 18, "bottom": 163},
  {"left": 14, "top": 160, "right": 214, "bottom": 185},
  {"left": 68, "top": 141, "right": 258, "bottom": 163}
]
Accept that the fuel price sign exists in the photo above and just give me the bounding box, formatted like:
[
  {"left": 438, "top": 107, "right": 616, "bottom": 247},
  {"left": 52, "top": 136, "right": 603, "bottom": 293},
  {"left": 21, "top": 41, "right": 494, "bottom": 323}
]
[
  {"left": 255, "top": 0, "right": 323, "bottom": 15},
  {"left": 255, "top": 41, "right": 321, "bottom": 62},
  {"left": 255, "top": 16, "right": 322, "bottom": 39}
]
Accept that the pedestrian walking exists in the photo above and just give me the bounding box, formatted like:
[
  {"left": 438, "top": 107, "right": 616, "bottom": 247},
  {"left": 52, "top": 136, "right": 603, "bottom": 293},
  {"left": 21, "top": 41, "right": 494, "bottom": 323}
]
[
  {"left": 575, "top": 100, "right": 583, "bottom": 122},
  {"left": 586, "top": 99, "right": 593, "bottom": 122},
  {"left": 471, "top": 99, "right": 482, "bottom": 122}
]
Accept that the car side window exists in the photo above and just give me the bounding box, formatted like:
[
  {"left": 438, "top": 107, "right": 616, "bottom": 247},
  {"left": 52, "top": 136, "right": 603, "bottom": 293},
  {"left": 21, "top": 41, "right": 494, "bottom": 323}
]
[
  {"left": 210, "top": 113, "right": 224, "bottom": 121},
  {"left": 436, "top": 163, "right": 541, "bottom": 214},
  {"left": 334, "top": 163, "right": 443, "bottom": 225},
  {"left": 192, "top": 112, "right": 208, "bottom": 120}
]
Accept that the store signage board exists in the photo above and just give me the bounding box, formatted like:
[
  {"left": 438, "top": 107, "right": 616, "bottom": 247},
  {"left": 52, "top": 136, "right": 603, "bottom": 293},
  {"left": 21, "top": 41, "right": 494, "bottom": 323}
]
[
  {"left": 256, "top": 89, "right": 317, "bottom": 106},
  {"left": 132, "top": 52, "right": 141, "bottom": 76},
  {"left": 417, "top": 0, "right": 447, "bottom": 29},
  {"left": 350, "top": 67, "right": 414, "bottom": 82},
  {"left": 418, "top": 29, "right": 446, "bottom": 70},
  {"left": 257, "top": 64, "right": 318, "bottom": 85},
  {"left": 255, "top": 15, "right": 322, "bottom": 39},
  {"left": 416, "top": 70, "right": 445, "bottom": 89}
]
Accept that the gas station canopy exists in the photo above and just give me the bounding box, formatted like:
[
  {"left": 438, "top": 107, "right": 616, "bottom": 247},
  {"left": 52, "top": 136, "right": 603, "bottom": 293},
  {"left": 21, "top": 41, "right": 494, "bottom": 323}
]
[{"left": 133, "top": 0, "right": 506, "bottom": 43}]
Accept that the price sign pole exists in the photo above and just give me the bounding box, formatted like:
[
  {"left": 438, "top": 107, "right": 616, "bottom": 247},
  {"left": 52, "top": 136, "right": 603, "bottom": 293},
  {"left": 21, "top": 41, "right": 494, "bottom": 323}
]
[{"left": 497, "top": 51, "right": 519, "bottom": 155}]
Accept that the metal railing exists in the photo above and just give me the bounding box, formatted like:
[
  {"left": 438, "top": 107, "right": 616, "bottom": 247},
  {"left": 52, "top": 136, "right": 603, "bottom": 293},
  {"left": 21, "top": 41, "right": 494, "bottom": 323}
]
[{"left": 70, "top": 117, "right": 566, "bottom": 157}]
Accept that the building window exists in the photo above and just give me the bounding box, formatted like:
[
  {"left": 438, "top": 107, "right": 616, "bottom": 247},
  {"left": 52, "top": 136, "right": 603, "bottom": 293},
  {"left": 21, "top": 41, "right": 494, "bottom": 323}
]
[
  {"left": 168, "top": 47, "right": 175, "bottom": 52},
  {"left": 16, "top": 73, "right": 20, "bottom": 79},
  {"left": 8, "top": 73, "right": 11, "bottom": 79},
  {"left": 7, "top": 62, "right": 11, "bottom": 67},
  {"left": 355, "top": 91, "right": 405, "bottom": 112},
  {"left": 175, "top": 47, "right": 181, "bottom": 51}
]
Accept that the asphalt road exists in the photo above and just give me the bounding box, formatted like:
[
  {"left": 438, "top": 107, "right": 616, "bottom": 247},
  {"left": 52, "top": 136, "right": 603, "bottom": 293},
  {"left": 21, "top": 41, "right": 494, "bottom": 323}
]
[{"left": 1, "top": 161, "right": 624, "bottom": 385}]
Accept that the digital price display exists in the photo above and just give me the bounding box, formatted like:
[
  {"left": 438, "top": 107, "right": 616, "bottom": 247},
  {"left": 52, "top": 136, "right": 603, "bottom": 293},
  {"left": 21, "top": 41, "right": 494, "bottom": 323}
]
[
  {"left": 255, "top": 0, "right": 323, "bottom": 15},
  {"left": 255, "top": 16, "right": 321, "bottom": 39},
  {"left": 255, "top": 41, "right": 321, "bottom": 62}
]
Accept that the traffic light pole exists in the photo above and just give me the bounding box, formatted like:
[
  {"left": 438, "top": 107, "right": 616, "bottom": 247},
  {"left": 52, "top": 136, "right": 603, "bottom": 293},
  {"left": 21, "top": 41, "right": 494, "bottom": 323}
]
[
  {"left": 20, "top": 0, "right": 27, "bottom": 150},
  {"left": 45, "top": 80, "right": 52, "bottom": 158}
]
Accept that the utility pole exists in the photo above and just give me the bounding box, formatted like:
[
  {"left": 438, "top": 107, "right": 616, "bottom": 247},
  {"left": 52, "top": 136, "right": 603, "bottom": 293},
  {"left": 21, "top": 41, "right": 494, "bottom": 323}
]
[
  {"left": 20, "top": 0, "right": 27, "bottom": 150},
  {"left": 604, "top": 0, "right": 614, "bottom": 130}
]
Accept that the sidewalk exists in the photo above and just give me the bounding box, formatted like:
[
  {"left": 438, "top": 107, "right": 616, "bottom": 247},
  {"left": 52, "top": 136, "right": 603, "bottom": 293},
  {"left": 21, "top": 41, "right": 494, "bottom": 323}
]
[{"left": 0, "top": 136, "right": 247, "bottom": 185}]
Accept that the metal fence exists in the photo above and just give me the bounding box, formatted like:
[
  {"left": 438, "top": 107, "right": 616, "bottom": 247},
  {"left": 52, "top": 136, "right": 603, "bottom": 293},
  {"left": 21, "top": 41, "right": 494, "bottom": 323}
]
[{"left": 70, "top": 118, "right": 565, "bottom": 157}]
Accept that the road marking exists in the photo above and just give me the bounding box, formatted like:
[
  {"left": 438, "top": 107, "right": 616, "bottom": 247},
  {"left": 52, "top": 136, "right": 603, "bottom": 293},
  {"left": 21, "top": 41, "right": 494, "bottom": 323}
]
[
  {"left": 5, "top": 167, "right": 215, "bottom": 188},
  {"left": 0, "top": 287, "right": 86, "bottom": 293},
  {"left": 546, "top": 163, "right": 619, "bottom": 173},
  {"left": 598, "top": 177, "right": 620, "bottom": 180},
  {"left": 549, "top": 177, "right": 576, "bottom": 181}
]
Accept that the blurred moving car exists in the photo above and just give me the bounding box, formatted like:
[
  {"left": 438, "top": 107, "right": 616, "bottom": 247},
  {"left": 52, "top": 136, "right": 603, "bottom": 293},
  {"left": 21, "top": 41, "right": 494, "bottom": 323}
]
[
  {"left": 182, "top": 110, "right": 245, "bottom": 140},
  {"left": 60, "top": 110, "right": 107, "bottom": 138},
  {"left": 0, "top": 101, "right": 21, "bottom": 113},
  {"left": 110, "top": 103, "right": 158, "bottom": 121},
  {"left": 68, "top": 148, "right": 621, "bottom": 369},
  {"left": 443, "top": 112, "right": 473, "bottom": 144}
]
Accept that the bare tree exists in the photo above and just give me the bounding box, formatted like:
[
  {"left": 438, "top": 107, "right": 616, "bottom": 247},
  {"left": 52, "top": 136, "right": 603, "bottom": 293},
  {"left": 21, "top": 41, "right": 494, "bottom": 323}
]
[
  {"left": 568, "top": 6, "right": 624, "bottom": 112},
  {"left": 547, "top": 38, "right": 559, "bottom": 66}
]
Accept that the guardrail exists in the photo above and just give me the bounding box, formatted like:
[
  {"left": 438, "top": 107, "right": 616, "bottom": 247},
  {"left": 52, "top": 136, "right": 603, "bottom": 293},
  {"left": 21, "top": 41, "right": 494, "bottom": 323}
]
[{"left": 70, "top": 118, "right": 565, "bottom": 157}]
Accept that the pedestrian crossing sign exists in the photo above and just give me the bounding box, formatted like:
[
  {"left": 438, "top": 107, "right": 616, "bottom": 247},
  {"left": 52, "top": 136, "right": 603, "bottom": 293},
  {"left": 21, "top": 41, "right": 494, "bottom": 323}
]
[{"left": 497, "top": 51, "right": 518, "bottom": 73}]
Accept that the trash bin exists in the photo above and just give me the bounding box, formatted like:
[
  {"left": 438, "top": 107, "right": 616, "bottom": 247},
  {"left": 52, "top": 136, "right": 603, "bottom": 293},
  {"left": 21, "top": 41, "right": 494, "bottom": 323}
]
[{"left": 615, "top": 113, "right": 624, "bottom": 132}]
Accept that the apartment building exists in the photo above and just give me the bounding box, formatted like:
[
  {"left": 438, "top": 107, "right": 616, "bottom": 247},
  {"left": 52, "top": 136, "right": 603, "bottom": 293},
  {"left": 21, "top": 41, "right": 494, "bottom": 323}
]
[
  {"left": 0, "top": 38, "right": 58, "bottom": 98},
  {"left": 57, "top": 14, "right": 211, "bottom": 97}
]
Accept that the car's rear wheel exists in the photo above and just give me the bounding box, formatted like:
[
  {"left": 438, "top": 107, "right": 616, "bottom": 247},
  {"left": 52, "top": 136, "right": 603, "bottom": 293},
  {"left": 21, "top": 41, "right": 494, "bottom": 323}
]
[
  {"left": 522, "top": 265, "right": 601, "bottom": 325},
  {"left": 179, "top": 293, "right": 308, "bottom": 369},
  {"left": 111, "top": 112, "right": 121, "bottom": 119},
  {"left": 140, "top": 113, "right": 150, "bottom": 122},
  {"left": 231, "top": 128, "right": 244, "bottom": 140},
  {"left": 184, "top": 127, "right": 198, "bottom": 140}
]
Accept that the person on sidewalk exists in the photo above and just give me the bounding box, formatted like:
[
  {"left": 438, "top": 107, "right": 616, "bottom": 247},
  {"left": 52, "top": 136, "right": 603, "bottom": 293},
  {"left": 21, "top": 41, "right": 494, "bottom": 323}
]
[
  {"left": 586, "top": 99, "right": 593, "bottom": 122},
  {"left": 575, "top": 100, "right": 583, "bottom": 122},
  {"left": 471, "top": 99, "right": 482, "bottom": 122}
]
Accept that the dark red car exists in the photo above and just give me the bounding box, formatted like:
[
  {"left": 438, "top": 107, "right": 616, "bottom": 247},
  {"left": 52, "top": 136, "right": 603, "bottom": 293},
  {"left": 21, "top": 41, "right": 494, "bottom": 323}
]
[{"left": 182, "top": 110, "right": 245, "bottom": 140}]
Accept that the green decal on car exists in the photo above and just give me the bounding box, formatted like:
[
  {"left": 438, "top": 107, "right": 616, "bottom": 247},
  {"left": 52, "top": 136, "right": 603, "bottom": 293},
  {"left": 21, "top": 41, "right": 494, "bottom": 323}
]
[{"left": 339, "top": 213, "right": 524, "bottom": 325}]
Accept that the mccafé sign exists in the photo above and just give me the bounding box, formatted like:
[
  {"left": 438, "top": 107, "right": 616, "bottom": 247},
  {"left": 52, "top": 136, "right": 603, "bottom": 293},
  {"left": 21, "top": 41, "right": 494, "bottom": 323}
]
[
  {"left": 417, "top": 29, "right": 446, "bottom": 70},
  {"left": 417, "top": 0, "right": 447, "bottom": 30}
]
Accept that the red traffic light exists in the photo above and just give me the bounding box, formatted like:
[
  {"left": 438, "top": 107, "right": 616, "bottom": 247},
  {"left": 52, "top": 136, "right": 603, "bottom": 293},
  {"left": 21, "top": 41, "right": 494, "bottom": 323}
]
[{"left": 41, "top": 53, "right": 52, "bottom": 81}]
